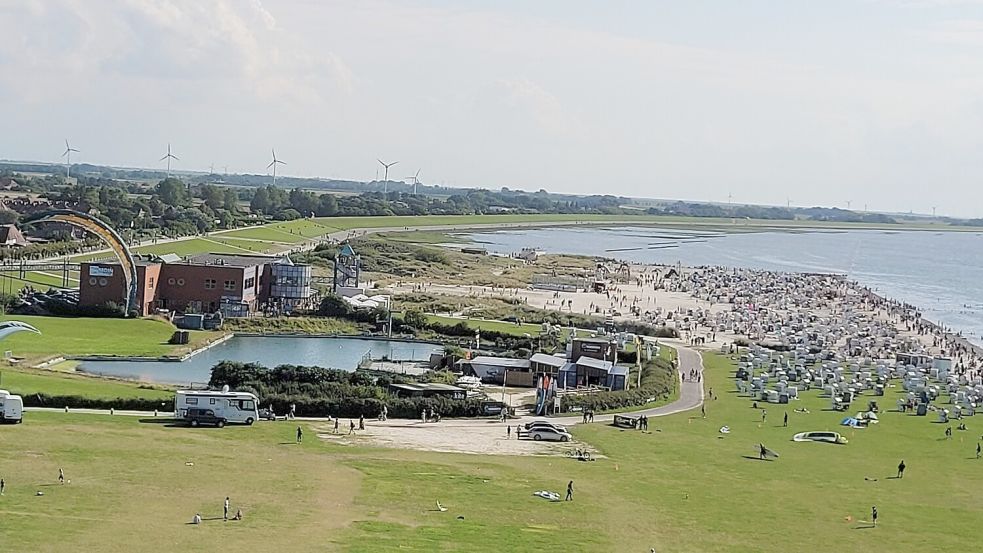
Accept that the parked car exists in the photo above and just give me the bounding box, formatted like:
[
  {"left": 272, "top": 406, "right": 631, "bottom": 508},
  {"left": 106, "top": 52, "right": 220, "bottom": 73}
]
[
  {"left": 258, "top": 408, "right": 277, "bottom": 421},
  {"left": 186, "top": 408, "right": 226, "bottom": 428},
  {"left": 524, "top": 420, "right": 568, "bottom": 433},
  {"left": 528, "top": 427, "right": 572, "bottom": 442}
]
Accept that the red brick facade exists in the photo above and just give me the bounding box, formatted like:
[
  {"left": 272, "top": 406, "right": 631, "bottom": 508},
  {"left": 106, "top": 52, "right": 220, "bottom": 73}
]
[{"left": 80, "top": 254, "right": 272, "bottom": 317}]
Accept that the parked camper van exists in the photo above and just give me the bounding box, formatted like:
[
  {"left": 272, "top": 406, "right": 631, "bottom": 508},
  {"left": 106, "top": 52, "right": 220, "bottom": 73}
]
[
  {"left": 0, "top": 389, "right": 23, "bottom": 423},
  {"left": 175, "top": 389, "right": 259, "bottom": 426}
]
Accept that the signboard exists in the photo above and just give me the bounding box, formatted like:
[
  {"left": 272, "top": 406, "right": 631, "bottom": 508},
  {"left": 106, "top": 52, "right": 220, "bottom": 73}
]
[
  {"left": 580, "top": 342, "right": 603, "bottom": 354},
  {"left": 88, "top": 266, "right": 114, "bottom": 277},
  {"left": 480, "top": 401, "right": 506, "bottom": 416}
]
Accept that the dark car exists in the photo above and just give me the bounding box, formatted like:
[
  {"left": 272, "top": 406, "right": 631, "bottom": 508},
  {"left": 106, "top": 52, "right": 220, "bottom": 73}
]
[
  {"left": 186, "top": 408, "right": 226, "bottom": 428},
  {"left": 258, "top": 408, "right": 277, "bottom": 421}
]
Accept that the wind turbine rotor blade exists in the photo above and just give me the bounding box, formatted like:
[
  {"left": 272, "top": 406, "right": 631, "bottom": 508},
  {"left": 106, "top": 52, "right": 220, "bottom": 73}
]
[
  {"left": 160, "top": 155, "right": 169, "bottom": 161},
  {"left": 267, "top": 160, "right": 276, "bottom": 169}
]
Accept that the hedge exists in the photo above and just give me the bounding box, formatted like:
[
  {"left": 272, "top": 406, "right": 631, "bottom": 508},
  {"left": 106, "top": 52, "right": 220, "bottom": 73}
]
[{"left": 22, "top": 393, "right": 173, "bottom": 412}]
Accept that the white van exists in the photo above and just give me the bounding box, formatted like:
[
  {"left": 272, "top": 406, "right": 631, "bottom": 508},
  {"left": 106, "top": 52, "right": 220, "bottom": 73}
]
[
  {"left": 0, "top": 389, "right": 23, "bottom": 424},
  {"left": 175, "top": 390, "right": 259, "bottom": 426}
]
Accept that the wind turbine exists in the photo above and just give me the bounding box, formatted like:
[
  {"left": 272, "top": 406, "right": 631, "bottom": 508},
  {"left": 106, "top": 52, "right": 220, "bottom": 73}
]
[
  {"left": 377, "top": 159, "right": 398, "bottom": 193},
  {"left": 160, "top": 144, "right": 179, "bottom": 179},
  {"left": 846, "top": 200, "right": 852, "bottom": 210},
  {"left": 406, "top": 169, "right": 421, "bottom": 195},
  {"left": 62, "top": 139, "right": 79, "bottom": 181},
  {"left": 268, "top": 149, "right": 286, "bottom": 186},
  {"left": 932, "top": 206, "right": 937, "bottom": 218}
]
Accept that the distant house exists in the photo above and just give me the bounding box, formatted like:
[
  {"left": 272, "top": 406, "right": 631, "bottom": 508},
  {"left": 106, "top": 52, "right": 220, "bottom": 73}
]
[
  {"left": 0, "top": 177, "right": 19, "bottom": 190},
  {"left": 0, "top": 224, "right": 29, "bottom": 247}
]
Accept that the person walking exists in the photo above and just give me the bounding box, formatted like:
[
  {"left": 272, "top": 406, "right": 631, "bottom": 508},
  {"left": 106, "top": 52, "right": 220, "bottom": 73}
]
[
  {"left": 945, "top": 426, "right": 953, "bottom": 439},
  {"left": 761, "top": 409, "right": 767, "bottom": 423},
  {"left": 1, "top": 477, "right": 5, "bottom": 495},
  {"left": 701, "top": 405, "right": 706, "bottom": 419},
  {"left": 296, "top": 426, "right": 303, "bottom": 444},
  {"left": 349, "top": 420, "right": 356, "bottom": 435},
  {"left": 224, "top": 497, "right": 230, "bottom": 521},
  {"left": 871, "top": 505, "right": 877, "bottom": 527},
  {"left": 565, "top": 480, "right": 574, "bottom": 502},
  {"left": 507, "top": 425, "right": 512, "bottom": 439},
  {"left": 783, "top": 412, "right": 788, "bottom": 427},
  {"left": 897, "top": 460, "right": 906, "bottom": 479},
  {"left": 976, "top": 443, "right": 981, "bottom": 459},
  {"left": 333, "top": 418, "right": 339, "bottom": 434},
  {"left": 759, "top": 443, "right": 767, "bottom": 460},
  {"left": 58, "top": 468, "right": 65, "bottom": 484}
]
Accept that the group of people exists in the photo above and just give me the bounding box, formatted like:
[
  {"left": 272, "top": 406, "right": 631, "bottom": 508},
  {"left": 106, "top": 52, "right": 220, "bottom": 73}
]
[
  {"left": 192, "top": 496, "right": 242, "bottom": 525},
  {"left": 580, "top": 410, "right": 595, "bottom": 424}
]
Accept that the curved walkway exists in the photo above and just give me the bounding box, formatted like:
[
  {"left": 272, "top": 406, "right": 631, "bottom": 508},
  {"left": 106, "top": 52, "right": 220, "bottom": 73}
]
[{"left": 556, "top": 341, "right": 705, "bottom": 425}]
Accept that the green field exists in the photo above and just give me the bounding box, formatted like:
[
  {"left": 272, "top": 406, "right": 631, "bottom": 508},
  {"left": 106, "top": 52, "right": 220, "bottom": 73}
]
[
  {"left": 220, "top": 219, "right": 339, "bottom": 243},
  {"left": 3, "top": 351, "right": 978, "bottom": 551},
  {"left": 0, "top": 366, "right": 173, "bottom": 400},
  {"left": 0, "top": 315, "right": 214, "bottom": 359},
  {"left": 424, "top": 314, "right": 545, "bottom": 337}
]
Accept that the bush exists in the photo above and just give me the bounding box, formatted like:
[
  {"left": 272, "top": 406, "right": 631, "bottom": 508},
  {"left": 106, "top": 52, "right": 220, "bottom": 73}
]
[
  {"left": 559, "top": 356, "right": 676, "bottom": 413},
  {"left": 22, "top": 393, "right": 173, "bottom": 412}
]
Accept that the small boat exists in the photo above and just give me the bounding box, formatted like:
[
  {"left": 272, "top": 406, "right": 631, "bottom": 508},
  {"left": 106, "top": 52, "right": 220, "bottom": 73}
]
[{"left": 792, "top": 431, "right": 848, "bottom": 444}]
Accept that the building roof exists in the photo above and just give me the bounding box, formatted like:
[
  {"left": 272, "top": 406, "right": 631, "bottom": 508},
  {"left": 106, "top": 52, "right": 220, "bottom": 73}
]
[
  {"left": 0, "top": 224, "right": 28, "bottom": 246},
  {"left": 530, "top": 353, "right": 568, "bottom": 368},
  {"left": 469, "top": 356, "right": 532, "bottom": 369},
  {"left": 575, "top": 356, "right": 614, "bottom": 371},
  {"left": 182, "top": 253, "right": 284, "bottom": 268},
  {"left": 608, "top": 365, "right": 629, "bottom": 376},
  {"left": 389, "top": 382, "right": 465, "bottom": 393}
]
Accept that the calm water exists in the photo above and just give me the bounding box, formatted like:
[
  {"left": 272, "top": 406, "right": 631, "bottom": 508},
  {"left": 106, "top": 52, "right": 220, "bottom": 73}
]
[
  {"left": 79, "top": 336, "right": 442, "bottom": 385},
  {"left": 466, "top": 226, "right": 983, "bottom": 345}
]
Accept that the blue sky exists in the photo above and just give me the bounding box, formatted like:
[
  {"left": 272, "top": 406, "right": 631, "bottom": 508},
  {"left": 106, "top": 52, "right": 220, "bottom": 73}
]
[{"left": 2, "top": 0, "right": 983, "bottom": 216}]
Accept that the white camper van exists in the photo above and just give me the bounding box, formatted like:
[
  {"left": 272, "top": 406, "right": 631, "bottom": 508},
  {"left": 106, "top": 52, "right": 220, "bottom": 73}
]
[
  {"left": 0, "top": 389, "right": 24, "bottom": 423},
  {"left": 175, "top": 389, "right": 259, "bottom": 426}
]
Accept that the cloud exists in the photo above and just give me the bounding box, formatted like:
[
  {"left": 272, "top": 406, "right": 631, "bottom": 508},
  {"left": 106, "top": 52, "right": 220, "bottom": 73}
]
[{"left": 0, "top": 0, "right": 354, "bottom": 104}]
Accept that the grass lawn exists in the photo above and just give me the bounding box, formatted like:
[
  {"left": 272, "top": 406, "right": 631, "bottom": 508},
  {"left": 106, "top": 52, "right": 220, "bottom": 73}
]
[
  {"left": 424, "top": 314, "right": 544, "bottom": 337},
  {"left": 221, "top": 219, "right": 339, "bottom": 243},
  {"left": 335, "top": 352, "right": 983, "bottom": 551},
  {"left": 0, "top": 315, "right": 214, "bottom": 359},
  {"left": 0, "top": 367, "right": 173, "bottom": 400},
  {"left": 3, "top": 350, "right": 982, "bottom": 552},
  {"left": 0, "top": 413, "right": 361, "bottom": 552}
]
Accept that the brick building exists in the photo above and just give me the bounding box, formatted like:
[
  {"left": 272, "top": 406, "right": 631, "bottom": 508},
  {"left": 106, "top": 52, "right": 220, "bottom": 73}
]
[{"left": 79, "top": 253, "right": 314, "bottom": 317}]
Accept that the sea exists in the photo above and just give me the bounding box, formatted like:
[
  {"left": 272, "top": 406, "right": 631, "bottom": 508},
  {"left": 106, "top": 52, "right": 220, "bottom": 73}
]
[{"left": 463, "top": 226, "right": 983, "bottom": 347}]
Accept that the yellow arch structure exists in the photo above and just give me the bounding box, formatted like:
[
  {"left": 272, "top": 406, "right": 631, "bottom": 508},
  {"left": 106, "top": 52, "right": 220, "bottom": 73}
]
[{"left": 25, "top": 209, "right": 138, "bottom": 315}]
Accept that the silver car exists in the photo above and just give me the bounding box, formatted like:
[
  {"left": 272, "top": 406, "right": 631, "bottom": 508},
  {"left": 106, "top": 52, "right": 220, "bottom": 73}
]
[{"left": 528, "top": 427, "right": 572, "bottom": 442}]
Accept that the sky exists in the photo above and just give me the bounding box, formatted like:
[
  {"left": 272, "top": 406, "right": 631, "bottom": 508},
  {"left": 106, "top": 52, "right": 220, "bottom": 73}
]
[{"left": 2, "top": 1, "right": 983, "bottom": 217}]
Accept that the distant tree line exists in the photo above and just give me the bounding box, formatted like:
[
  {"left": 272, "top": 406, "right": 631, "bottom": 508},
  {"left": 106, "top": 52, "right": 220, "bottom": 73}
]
[{"left": 648, "top": 202, "right": 898, "bottom": 224}]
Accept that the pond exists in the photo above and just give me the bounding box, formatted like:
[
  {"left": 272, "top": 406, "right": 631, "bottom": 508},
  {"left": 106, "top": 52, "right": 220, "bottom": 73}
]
[{"left": 78, "top": 336, "right": 443, "bottom": 385}]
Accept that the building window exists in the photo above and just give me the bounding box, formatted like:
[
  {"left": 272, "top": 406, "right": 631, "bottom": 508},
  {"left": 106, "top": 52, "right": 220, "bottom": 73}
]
[
  {"left": 223, "top": 280, "right": 236, "bottom": 291},
  {"left": 186, "top": 398, "right": 198, "bottom": 405},
  {"left": 244, "top": 277, "right": 255, "bottom": 289},
  {"left": 148, "top": 277, "right": 155, "bottom": 289},
  {"left": 204, "top": 279, "right": 216, "bottom": 289}
]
